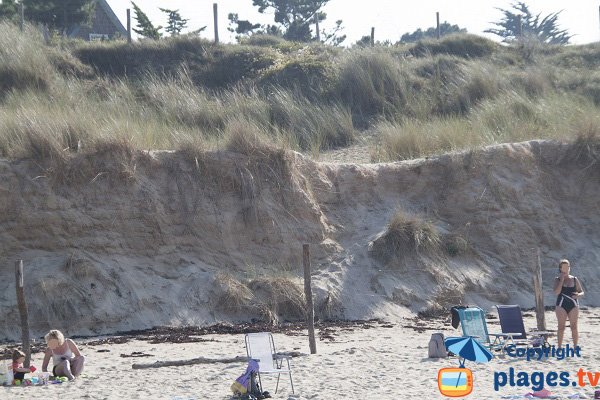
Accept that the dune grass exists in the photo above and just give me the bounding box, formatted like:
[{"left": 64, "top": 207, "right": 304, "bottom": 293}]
[
  {"left": 2, "top": 21, "right": 600, "bottom": 164},
  {"left": 375, "top": 92, "right": 600, "bottom": 161}
]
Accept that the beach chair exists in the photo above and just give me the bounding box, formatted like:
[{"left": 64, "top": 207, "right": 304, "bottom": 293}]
[
  {"left": 245, "top": 332, "right": 294, "bottom": 394},
  {"left": 495, "top": 305, "right": 552, "bottom": 348},
  {"left": 456, "top": 307, "right": 516, "bottom": 352}
]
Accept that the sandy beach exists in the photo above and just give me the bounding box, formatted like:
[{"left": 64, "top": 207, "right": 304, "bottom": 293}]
[{"left": 2, "top": 309, "right": 598, "bottom": 400}]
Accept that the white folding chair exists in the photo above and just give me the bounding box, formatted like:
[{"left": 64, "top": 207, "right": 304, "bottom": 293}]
[{"left": 245, "top": 332, "right": 294, "bottom": 394}]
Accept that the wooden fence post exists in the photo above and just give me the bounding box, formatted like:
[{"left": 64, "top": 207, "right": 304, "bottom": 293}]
[
  {"left": 532, "top": 248, "right": 546, "bottom": 332},
  {"left": 213, "top": 3, "right": 219, "bottom": 44},
  {"left": 370, "top": 27, "right": 375, "bottom": 47},
  {"left": 19, "top": 2, "right": 24, "bottom": 32},
  {"left": 303, "top": 244, "right": 317, "bottom": 354},
  {"left": 15, "top": 260, "right": 31, "bottom": 367},
  {"left": 436, "top": 12, "right": 440, "bottom": 39},
  {"left": 517, "top": 15, "right": 523, "bottom": 38},
  {"left": 126, "top": 8, "right": 132, "bottom": 44},
  {"left": 315, "top": 14, "right": 320, "bottom": 42}
]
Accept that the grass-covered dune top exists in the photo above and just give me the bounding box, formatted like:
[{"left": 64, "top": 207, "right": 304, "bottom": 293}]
[{"left": 3, "top": 22, "right": 600, "bottom": 162}]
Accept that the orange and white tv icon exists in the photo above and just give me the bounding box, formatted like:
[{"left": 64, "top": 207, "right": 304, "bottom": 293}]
[{"left": 438, "top": 367, "right": 473, "bottom": 397}]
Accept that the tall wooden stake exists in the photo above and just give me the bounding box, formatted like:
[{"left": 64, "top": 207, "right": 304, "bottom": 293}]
[
  {"left": 15, "top": 260, "right": 31, "bottom": 367},
  {"left": 303, "top": 244, "right": 317, "bottom": 354},
  {"left": 315, "top": 14, "right": 320, "bottom": 42},
  {"left": 370, "top": 27, "right": 375, "bottom": 47},
  {"left": 213, "top": 3, "right": 219, "bottom": 44},
  {"left": 436, "top": 12, "right": 440, "bottom": 39},
  {"left": 19, "top": 2, "right": 24, "bottom": 32},
  {"left": 126, "top": 8, "right": 132, "bottom": 44},
  {"left": 532, "top": 248, "right": 546, "bottom": 332}
]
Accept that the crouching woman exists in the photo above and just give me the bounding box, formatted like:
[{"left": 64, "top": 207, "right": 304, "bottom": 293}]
[{"left": 41, "top": 329, "right": 85, "bottom": 381}]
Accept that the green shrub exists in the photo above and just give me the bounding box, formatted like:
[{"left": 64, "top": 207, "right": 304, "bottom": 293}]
[
  {"left": 199, "top": 45, "right": 278, "bottom": 88},
  {"left": 72, "top": 35, "right": 216, "bottom": 76},
  {"left": 260, "top": 50, "right": 338, "bottom": 99},
  {"left": 409, "top": 33, "right": 497, "bottom": 59},
  {"left": 73, "top": 36, "right": 280, "bottom": 89},
  {"left": 243, "top": 34, "right": 286, "bottom": 47}
]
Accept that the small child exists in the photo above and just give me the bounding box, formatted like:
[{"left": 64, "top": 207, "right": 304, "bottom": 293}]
[{"left": 11, "top": 350, "right": 34, "bottom": 383}]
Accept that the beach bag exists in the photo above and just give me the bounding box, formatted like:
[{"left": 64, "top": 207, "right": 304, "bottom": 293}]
[
  {"left": 231, "top": 359, "right": 259, "bottom": 395},
  {"left": 428, "top": 332, "right": 447, "bottom": 358},
  {"left": 0, "top": 360, "right": 13, "bottom": 386},
  {"left": 231, "top": 360, "right": 270, "bottom": 399}
]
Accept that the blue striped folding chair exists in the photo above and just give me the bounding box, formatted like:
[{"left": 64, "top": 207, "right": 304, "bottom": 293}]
[{"left": 457, "top": 307, "right": 514, "bottom": 352}]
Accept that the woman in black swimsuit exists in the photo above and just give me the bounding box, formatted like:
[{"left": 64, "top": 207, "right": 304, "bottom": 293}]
[{"left": 553, "top": 259, "right": 584, "bottom": 347}]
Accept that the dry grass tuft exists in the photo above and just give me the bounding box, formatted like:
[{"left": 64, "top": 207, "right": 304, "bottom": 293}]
[
  {"left": 248, "top": 276, "right": 306, "bottom": 321},
  {"left": 315, "top": 289, "right": 344, "bottom": 320},
  {"left": 226, "top": 119, "right": 277, "bottom": 157},
  {"left": 418, "top": 285, "right": 464, "bottom": 319},
  {"left": 370, "top": 209, "right": 441, "bottom": 263},
  {"left": 53, "top": 139, "right": 140, "bottom": 185},
  {"left": 212, "top": 273, "right": 257, "bottom": 314},
  {"left": 64, "top": 255, "right": 106, "bottom": 282},
  {"left": 443, "top": 233, "right": 471, "bottom": 257},
  {"left": 562, "top": 127, "right": 600, "bottom": 170}
]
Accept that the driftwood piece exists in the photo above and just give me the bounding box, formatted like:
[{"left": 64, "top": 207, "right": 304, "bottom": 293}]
[
  {"left": 132, "top": 356, "right": 248, "bottom": 369},
  {"left": 131, "top": 352, "right": 304, "bottom": 370}
]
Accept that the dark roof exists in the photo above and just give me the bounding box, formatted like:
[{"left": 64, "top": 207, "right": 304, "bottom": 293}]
[
  {"left": 97, "top": 0, "right": 126, "bottom": 35},
  {"left": 68, "top": 0, "right": 126, "bottom": 39}
]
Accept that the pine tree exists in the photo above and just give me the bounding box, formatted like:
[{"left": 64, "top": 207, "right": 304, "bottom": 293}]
[
  {"left": 251, "top": 0, "right": 343, "bottom": 44},
  {"left": 131, "top": 1, "right": 161, "bottom": 40},
  {"left": 485, "top": 2, "right": 571, "bottom": 45},
  {"left": 159, "top": 8, "right": 188, "bottom": 36},
  {"left": 21, "top": 0, "right": 96, "bottom": 34},
  {"left": 0, "top": 0, "right": 19, "bottom": 23},
  {"left": 400, "top": 22, "right": 466, "bottom": 43}
]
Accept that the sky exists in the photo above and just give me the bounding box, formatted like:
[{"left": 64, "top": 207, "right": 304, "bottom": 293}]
[{"left": 105, "top": 0, "right": 600, "bottom": 45}]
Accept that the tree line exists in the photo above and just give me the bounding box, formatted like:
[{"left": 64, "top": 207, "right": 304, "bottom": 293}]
[{"left": 0, "top": 0, "right": 572, "bottom": 45}]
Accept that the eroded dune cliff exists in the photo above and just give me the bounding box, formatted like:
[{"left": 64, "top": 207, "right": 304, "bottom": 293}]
[{"left": 1, "top": 140, "right": 599, "bottom": 340}]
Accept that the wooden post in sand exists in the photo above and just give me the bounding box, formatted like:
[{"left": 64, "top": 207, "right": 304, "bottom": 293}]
[
  {"left": 303, "top": 244, "right": 317, "bottom": 354},
  {"left": 15, "top": 260, "right": 31, "bottom": 367},
  {"left": 436, "top": 12, "right": 440, "bottom": 39},
  {"left": 532, "top": 248, "right": 546, "bottom": 332},
  {"left": 370, "top": 27, "right": 375, "bottom": 47}
]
